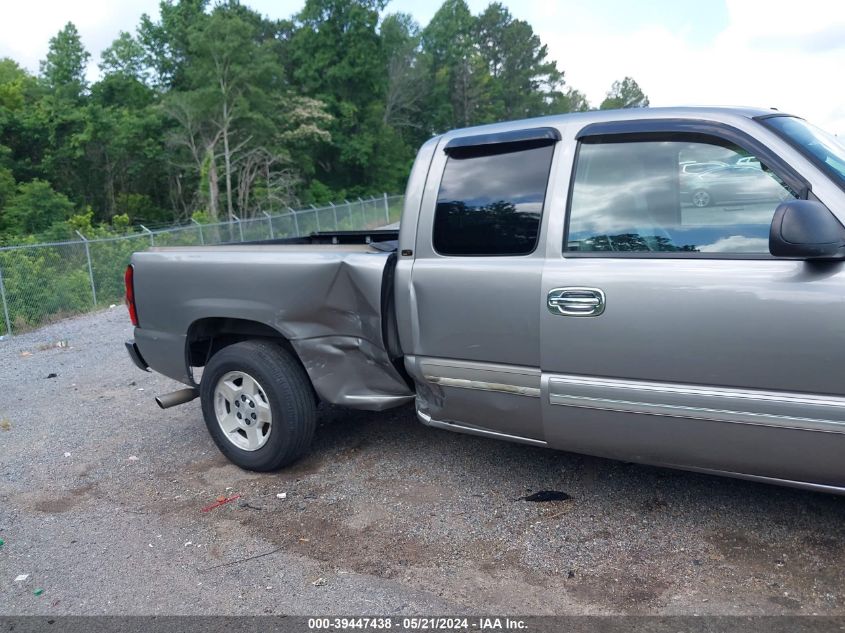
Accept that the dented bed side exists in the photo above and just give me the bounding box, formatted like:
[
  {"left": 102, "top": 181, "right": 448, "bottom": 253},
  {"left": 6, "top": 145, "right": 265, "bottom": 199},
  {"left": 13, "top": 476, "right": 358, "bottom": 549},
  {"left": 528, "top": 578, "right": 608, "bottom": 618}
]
[{"left": 131, "top": 243, "right": 413, "bottom": 411}]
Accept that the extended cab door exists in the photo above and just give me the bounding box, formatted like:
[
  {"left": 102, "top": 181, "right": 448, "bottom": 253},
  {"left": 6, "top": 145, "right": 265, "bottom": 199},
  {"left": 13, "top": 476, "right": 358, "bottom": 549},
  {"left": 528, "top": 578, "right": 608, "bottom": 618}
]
[
  {"left": 403, "top": 128, "right": 562, "bottom": 443},
  {"left": 540, "top": 117, "right": 845, "bottom": 487}
]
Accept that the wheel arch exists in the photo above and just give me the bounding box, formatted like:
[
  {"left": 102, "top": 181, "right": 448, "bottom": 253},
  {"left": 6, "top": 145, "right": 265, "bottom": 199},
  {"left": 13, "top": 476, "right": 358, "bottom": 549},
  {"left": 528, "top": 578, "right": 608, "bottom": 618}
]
[
  {"left": 185, "top": 317, "right": 316, "bottom": 400},
  {"left": 186, "top": 314, "right": 414, "bottom": 412}
]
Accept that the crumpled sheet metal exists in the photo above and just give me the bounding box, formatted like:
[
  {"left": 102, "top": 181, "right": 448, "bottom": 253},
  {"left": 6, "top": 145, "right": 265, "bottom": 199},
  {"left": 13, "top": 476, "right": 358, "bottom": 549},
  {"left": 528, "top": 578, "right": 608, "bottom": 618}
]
[
  {"left": 133, "top": 244, "right": 414, "bottom": 410},
  {"left": 292, "top": 335, "right": 413, "bottom": 411},
  {"left": 284, "top": 248, "right": 414, "bottom": 410}
]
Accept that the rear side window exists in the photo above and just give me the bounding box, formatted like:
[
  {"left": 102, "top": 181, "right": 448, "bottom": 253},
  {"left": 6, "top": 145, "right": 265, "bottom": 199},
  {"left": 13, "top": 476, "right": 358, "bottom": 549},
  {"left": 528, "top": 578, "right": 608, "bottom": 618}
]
[{"left": 433, "top": 144, "right": 554, "bottom": 256}]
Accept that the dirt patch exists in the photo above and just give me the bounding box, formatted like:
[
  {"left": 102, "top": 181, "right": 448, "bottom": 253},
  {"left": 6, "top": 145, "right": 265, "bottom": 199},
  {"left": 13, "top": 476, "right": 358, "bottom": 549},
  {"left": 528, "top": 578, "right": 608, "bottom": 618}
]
[{"left": 29, "top": 483, "right": 98, "bottom": 514}]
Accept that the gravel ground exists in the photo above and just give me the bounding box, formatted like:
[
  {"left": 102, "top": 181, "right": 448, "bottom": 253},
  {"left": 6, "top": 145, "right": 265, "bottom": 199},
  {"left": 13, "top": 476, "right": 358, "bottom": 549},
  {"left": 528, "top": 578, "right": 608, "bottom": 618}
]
[{"left": 1, "top": 308, "right": 845, "bottom": 615}]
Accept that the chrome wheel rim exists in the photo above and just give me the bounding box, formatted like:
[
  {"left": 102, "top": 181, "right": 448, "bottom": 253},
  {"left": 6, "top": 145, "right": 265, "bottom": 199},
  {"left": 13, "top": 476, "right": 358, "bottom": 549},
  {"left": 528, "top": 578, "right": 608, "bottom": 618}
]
[
  {"left": 692, "top": 190, "right": 710, "bottom": 207},
  {"left": 214, "top": 370, "right": 272, "bottom": 451}
]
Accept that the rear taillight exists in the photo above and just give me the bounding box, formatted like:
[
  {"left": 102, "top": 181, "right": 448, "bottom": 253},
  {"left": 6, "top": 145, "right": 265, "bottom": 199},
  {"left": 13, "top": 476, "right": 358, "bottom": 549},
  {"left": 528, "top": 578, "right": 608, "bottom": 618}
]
[{"left": 125, "top": 264, "right": 139, "bottom": 326}]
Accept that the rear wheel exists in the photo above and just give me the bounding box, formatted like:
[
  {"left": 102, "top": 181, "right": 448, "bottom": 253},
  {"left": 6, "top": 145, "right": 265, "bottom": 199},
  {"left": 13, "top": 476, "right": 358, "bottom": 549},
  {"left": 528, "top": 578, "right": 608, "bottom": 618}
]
[{"left": 200, "top": 340, "right": 316, "bottom": 471}]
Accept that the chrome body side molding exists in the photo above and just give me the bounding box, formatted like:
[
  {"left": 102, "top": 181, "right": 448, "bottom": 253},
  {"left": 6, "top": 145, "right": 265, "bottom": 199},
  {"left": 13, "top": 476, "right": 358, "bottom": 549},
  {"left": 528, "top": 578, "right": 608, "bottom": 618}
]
[
  {"left": 417, "top": 408, "right": 548, "bottom": 447},
  {"left": 548, "top": 374, "right": 845, "bottom": 434},
  {"left": 666, "top": 464, "right": 845, "bottom": 496},
  {"left": 419, "top": 358, "right": 541, "bottom": 398}
]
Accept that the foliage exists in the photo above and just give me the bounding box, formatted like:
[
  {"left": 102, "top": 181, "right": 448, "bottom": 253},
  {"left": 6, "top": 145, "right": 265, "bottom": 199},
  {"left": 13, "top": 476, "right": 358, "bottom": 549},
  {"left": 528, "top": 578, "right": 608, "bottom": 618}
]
[
  {"left": 600, "top": 76, "right": 650, "bottom": 110},
  {"left": 474, "top": 3, "right": 564, "bottom": 119},
  {"left": 0, "top": 245, "right": 93, "bottom": 332},
  {"left": 99, "top": 32, "right": 149, "bottom": 83},
  {"left": 40, "top": 22, "right": 90, "bottom": 98},
  {"left": 1, "top": 180, "right": 74, "bottom": 236}
]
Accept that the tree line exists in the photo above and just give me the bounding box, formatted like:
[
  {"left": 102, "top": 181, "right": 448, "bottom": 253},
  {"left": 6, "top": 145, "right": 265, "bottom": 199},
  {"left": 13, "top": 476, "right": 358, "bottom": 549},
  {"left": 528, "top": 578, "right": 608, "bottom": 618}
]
[{"left": 0, "top": 0, "right": 649, "bottom": 244}]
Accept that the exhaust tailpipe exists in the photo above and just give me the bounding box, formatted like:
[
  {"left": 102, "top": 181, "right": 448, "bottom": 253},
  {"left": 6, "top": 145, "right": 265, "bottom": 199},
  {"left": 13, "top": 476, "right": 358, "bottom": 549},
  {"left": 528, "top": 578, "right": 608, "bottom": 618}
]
[{"left": 156, "top": 387, "right": 199, "bottom": 409}]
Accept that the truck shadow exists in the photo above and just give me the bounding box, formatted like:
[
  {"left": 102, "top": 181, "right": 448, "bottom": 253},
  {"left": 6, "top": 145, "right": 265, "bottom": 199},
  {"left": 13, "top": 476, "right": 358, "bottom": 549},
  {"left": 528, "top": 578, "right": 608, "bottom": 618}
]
[
  {"left": 227, "top": 402, "right": 845, "bottom": 613},
  {"left": 151, "top": 400, "right": 845, "bottom": 614},
  {"left": 313, "top": 402, "right": 845, "bottom": 513}
]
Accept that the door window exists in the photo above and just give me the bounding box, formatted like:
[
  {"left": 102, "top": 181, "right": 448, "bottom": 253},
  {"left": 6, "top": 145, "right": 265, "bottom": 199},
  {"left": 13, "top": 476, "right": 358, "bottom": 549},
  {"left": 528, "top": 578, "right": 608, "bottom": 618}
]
[
  {"left": 565, "top": 137, "right": 797, "bottom": 254},
  {"left": 433, "top": 144, "right": 554, "bottom": 256}
]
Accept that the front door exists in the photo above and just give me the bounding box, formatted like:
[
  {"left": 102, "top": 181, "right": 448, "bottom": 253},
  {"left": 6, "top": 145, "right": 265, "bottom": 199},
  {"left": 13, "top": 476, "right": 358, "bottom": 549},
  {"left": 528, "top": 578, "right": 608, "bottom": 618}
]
[{"left": 540, "top": 119, "right": 845, "bottom": 486}]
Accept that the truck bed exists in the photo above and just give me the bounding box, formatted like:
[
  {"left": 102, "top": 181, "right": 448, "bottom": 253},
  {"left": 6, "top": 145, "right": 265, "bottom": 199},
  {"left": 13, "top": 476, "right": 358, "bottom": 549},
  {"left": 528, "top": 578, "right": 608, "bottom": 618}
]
[
  {"left": 130, "top": 232, "right": 413, "bottom": 410},
  {"left": 239, "top": 228, "right": 398, "bottom": 248}
]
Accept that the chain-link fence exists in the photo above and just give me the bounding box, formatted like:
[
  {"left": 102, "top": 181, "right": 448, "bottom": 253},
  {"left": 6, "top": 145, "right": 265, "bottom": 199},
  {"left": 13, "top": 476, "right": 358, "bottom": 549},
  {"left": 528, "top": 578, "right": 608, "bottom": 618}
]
[{"left": 0, "top": 193, "right": 404, "bottom": 337}]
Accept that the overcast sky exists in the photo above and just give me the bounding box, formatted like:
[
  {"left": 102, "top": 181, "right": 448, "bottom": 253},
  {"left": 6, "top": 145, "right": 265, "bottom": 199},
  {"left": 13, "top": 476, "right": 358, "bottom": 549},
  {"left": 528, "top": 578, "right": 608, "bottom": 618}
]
[{"left": 1, "top": 0, "right": 843, "bottom": 133}]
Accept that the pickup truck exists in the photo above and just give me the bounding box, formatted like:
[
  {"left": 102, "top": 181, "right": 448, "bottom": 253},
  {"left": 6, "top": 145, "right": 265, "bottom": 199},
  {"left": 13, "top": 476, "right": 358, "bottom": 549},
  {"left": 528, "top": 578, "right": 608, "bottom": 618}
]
[{"left": 125, "top": 106, "right": 845, "bottom": 494}]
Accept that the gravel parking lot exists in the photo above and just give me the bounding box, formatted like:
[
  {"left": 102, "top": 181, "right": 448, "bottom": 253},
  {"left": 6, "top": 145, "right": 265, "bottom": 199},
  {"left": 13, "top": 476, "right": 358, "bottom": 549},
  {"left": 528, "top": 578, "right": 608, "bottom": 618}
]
[{"left": 1, "top": 308, "right": 845, "bottom": 615}]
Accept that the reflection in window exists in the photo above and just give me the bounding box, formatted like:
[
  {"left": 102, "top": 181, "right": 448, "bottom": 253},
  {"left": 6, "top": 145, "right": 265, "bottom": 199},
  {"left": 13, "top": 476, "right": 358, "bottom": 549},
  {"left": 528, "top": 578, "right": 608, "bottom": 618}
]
[
  {"left": 565, "top": 139, "right": 796, "bottom": 254},
  {"left": 764, "top": 116, "right": 845, "bottom": 188},
  {"left": 434, "top": 144, "right": 554, "bottom": 256}
]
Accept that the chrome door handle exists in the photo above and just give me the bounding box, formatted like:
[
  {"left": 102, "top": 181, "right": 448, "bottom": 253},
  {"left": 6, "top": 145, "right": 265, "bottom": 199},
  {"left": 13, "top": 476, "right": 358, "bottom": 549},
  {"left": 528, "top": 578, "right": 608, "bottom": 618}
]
[{"left": 547, "top": 287, "right": 606, "bottom": 317}]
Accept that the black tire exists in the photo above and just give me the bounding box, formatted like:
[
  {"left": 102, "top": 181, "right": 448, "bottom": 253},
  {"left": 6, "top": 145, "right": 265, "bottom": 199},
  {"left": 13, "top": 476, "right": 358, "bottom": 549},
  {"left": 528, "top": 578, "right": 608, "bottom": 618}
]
[{"left": 200, "top": 340, "right": 316, "bottom": 471}]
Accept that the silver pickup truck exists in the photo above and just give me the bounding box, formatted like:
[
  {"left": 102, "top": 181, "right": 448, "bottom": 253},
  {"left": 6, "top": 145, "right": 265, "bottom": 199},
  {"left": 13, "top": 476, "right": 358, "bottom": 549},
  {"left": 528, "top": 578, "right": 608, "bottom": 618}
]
[{"left": 125, "top": 106, "right": 845, "bottom": 493}]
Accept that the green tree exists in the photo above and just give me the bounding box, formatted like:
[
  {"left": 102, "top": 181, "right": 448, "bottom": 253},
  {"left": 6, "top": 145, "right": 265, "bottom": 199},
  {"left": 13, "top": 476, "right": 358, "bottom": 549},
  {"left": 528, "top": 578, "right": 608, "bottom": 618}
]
[
  {"left": 421, "top": 0, "right": 490, "bottom": 131},
  {"left": 72, "top": 101, "right": 167, "bottom": 221},
  {"left": 40, "top": 23, "right": 90, "bottom": 98},
  {"left": 0, "top": 60, "right": 47, "bottom": 188},
  {"left": 99, "top": 31, "right": 149, "bottom": 83},
  {"left": 381, "top": 13, "right": 425, "bottom": 132},
  {"left": 0, "top": 58, "right": 37, "bottom": 112},
  {"left": 0, "top": 60, "right": 31, "bottom": 215},
  {"left": 289, "top": 0, "right": 392, "bottom": 191},
  {"left": 550, "top": 87, "right": 590, "bottom": 113},
  {"left": 138, "top": 0, "right": 210, "bottom": 89},
  {"left": 0, "top": 160, "right": 15, "bottom": 215},
  {"left": 88, "top": 32, "right": 168, "bottom": 223},
  {"left": 162, "top": 4, "right": 332, "bottom": 218},
  {"left": 180, "top": 8, "right": 285, "bottom": 218},
  {"left": 30, "top": 25, "right": 93, "bottom": 209},
  {"left": 600, "top": 76, "right": 649, "bottom": 109},
  {"left": 475, "top": 3, "right": 563, "bottom": 119},
  {"left": 30, "top": 93, "right": 89, "bottom": 204},
  {"left": 2, "top": 180, "right": 75, "bottom": 234}
]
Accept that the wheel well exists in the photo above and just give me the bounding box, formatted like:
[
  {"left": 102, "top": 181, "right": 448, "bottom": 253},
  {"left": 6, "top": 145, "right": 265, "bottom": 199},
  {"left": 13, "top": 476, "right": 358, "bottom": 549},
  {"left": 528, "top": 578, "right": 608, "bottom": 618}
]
[
  {"left": 187, "top": 317, "right": 293, "bottom": 365},
  {"left": 186, "top": 317, "right": 317, "bottom": 402}
]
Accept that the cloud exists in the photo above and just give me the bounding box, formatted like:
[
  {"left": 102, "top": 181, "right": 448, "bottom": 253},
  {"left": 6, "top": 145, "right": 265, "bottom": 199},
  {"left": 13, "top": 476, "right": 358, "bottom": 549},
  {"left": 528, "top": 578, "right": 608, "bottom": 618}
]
[
  {"left": 0, "top": 0, "right": 160, "bottom": 78},
  {"left": 697, "top": 235, "right": 769, "bottom": 253},
  {"left": 531, "top": 0, "right": 845, "bottom": 134},
  {"left": 751, "top": 24, "right": 845, "bottom": 54}
]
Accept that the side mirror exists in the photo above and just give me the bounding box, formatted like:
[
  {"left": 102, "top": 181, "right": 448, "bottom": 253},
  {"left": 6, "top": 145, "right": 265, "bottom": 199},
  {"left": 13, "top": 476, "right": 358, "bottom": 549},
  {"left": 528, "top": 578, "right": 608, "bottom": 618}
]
[{"left": 769, "top": 200, "right": 845, "bottom": 259}]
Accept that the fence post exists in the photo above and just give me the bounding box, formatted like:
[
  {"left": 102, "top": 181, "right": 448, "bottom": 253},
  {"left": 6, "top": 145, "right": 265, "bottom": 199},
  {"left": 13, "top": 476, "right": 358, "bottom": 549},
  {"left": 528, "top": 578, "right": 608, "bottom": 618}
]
[
  {"left": 75, "top": 230, "right": 98, "bottom": 307},
  {"left": 262, "top": 211, "right": 275, "bottom": 239},
  {"left": 139, "top": 224, "right": 155, "bottom": 246},
  {"left": 343, "top": 200, "right": 352, "bottom": 228},
  {"left": 383, "top": 192, "right": 390, "bottom": 225},
  {"left": 288, "top": 207, "right": 300, "bottom": 236},
  {"left": 191, "top": 218, "right": 205, "bottom": 245},
  {"left": 330, "top": 202, "right": 338, "bottom": 230},
  {"left": 311, "top": 204, "right": 321, "bottom": 232},
  {"left": 358, "top": 197, "right": 366, "bottom": 229},
  {"left": 0, "top": 262, "right": 12, "bottom": 337},
  {"left": 230, "top": 214, "right": 244, "bottom": 242}
]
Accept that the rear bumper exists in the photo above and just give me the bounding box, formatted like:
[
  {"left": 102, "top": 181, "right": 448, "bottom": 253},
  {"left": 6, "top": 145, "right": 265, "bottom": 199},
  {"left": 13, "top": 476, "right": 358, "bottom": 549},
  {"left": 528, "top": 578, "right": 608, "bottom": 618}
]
[{"left": 125, "top": 340, "right": 150, "bottom": 372}]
